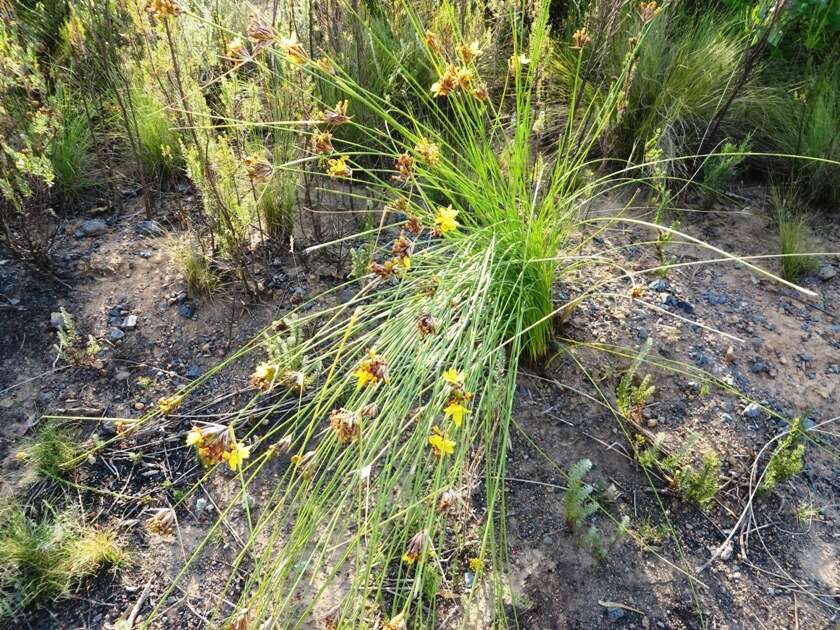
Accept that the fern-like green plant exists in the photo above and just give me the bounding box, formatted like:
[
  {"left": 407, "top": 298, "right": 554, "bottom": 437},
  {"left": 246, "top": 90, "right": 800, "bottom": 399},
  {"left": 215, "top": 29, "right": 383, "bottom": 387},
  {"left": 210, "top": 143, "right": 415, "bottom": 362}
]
[
  {"left": 761, "top": 416, "right": 806, "bottom": 492},
  {"left": 564, "top": 458, "right": 598, "bottom": 531},
  {"left": 616, "top": 339, "right": 655, "bottom": 420},
  {"left": 673, "top": 450, "right": 721, "bottom": 510}
]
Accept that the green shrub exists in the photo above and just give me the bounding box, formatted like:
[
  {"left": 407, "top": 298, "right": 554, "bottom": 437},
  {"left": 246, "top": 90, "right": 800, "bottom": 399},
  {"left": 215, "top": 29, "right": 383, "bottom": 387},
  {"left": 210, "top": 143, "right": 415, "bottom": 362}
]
[
  {"left": 761, "top": 415, "right": 807, "bottom": 492},
  {"left": 771, "top": 185, "right": 817, "bottom": 280}
]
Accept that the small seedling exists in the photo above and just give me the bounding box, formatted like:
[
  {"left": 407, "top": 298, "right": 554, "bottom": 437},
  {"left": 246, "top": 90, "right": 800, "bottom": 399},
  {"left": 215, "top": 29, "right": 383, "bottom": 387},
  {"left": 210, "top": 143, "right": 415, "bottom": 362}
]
[
  {"left": 761, "top": 415, "right": 806, "bottom": 492},
  {"left": 616, "top": 338, "right": 655, "bottom": 421},
  {"left": 563, "top": 458, "right": 599, "bottom": 531}
]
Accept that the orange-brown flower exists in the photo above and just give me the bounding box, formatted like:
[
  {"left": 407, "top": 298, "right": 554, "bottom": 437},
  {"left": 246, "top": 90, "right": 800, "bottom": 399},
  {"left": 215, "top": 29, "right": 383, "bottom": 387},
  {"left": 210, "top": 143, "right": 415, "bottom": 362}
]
[
  {"left": 424, "top": 30, "right": 442, "bottom": 55},
  {"left": 405, "top": 215, "right": 423, "bottom": 236},
  {"left": 145, "top": 0, "right": 182, "bottom": 18},
  {"left": 455, "top": 66, "right": 474, "bottom": 90},
  {"left": 247, "top": 18, "right": 277, "bottom": 54},
  {"left": 329, "top": 408, "right": 361, "bottom": 444},
  {"left": 402, "top": 530, "right": 428, "bottom": 564},
  {"left": 250, "top": 362, "right": 278, "bottom": 391},
  {"left": 472, "top": 83, "right": 489, "bottom": 102},
  {"left": 571, "top": 27, "right": 591, "bottom": 49},
  {"left": 639, "top": 1, "right": 660, "bottom": 23},
  {"left": 145, "top": 508, "right": 176, "bottom": 535},
  {"left": 393, "top": 153, "right": 414, "bottom": 182},
  {"left": 321, "top": 100, "right": 350, "bottom": 126},
  {"left": 457, "top": 40, "right": 482, "bottom": 63},
  {"left": 312, "top": 130, "right": 334, "bottom": 154},
  {"left": 416, "top": 312, "right": 439, "bottom": 339},
  {"left": 243, "top": 154, "right": 273, "bottom": 182},
  {"left": 431, "top": 65, "right": 459, "bottom": 97},
  {"left": 437, "top": 488, "right": 457, "bottom": 512},
  {"left": 392, "top": 230, "right": 412, "bottom": 257}
]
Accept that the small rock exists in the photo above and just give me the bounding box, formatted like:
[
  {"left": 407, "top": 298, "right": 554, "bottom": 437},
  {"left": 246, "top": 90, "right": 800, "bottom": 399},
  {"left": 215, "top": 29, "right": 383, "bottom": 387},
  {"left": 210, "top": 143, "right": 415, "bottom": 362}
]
[
  {"left": 138, "top": 250, "right": 153, "bottom": 259},
  {"left": 78, "top": 219, "right": 107, "bottom": 237},
  {"left": 721, "top": 413, "right": 733, "bottom": 423},
  {"left": 178, "top": 303, "right": 197, "bottom": 319},
  {"left": 109, "top": 328, "right": 125, "bottom": 341},
  {"left": 750, "top": 360, "right": 768, "bottom": 374},
  {"left": 50, "top": 311, "right": 66, "bottom": 330},
  {"left": 724, "top": 346, "right": 735, "bottom": 362},
  {"left": 122, "top": 314, "right": 138, "bottom": 329},
  {"left": 134, "top": 402, "right": 145, "bottom": 411},
  {"left": 464, "top": 571, "right": 475, "bottom": 588},
  {"left": 743, "top": 402, "right": 761, "bottom": 418},
  {"left": 803, "top": 417, "right": 816, "bottom": 431},
  {"left": 98, "top": 420, "right": 117, "bottom": 439},
  {"left": 646, "top": 418, "right": 658, "bottom": 428},
  {"left": 606, "top": 607, "right": 625, "bottom": 622},
  {"left": 115, "top": 370, "right": 131, "bottom": 381},
  {"left": 648, "top": 279, "right": 668, "bottom": 292},
  {"left": 135, "top": 220, "right": 165, "bottom": 237},
  {"left": 195, "top": 497, "right": 209, "bottom": 513},
  {"left": 817, "top": 264, "right": 836, "bottom": 281},
  {"left": 185, "top": 363, "right": 202, "bottom": 379}
]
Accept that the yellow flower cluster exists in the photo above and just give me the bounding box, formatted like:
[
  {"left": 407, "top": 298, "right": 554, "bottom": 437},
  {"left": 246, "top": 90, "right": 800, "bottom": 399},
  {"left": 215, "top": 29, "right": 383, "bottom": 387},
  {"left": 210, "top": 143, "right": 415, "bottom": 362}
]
[
  {"left": 186, "top": 424, "right": 250, "bottom": 471},
  {"left": 279, "top": 34, "right": 308, "bottom": 64},
  {"left": 368, "top": 230, "right": 413, "bottom": 279},
  {"left": 145, "top": 0, "right": 182, "bottom": 18},
  {"left": 442, "top": 367, "right": 472, "bottom": 427},
  {"left": 571, "top": 27, "right": 591, "bottom": 49},
  {"left": 428, "top": 425, "right": 455, "bottom": 458},
  {"left": 425, "top": 34, "right": 487, "bottom": 102},
  {"left": 433, "top": 205, "right": 459, "bottom": 236},
  {"left": 326, "top": 154, "right": 352, "bottom": 179},
  {"left": 414, "top": 137, "right": 440, "bottom": 166},
  {"left": 157, "top": 394, "right": 184, "bottom": 415},
  {"left": 353, "top": 349, "right": 389, "bottom": 389}
]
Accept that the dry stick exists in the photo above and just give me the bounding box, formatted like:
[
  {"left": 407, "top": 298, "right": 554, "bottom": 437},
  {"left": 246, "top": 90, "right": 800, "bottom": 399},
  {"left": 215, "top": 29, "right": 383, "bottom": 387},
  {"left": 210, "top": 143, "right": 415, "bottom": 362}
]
[{"left": 126, "top": 579, "right": 152, "bottom": 627}]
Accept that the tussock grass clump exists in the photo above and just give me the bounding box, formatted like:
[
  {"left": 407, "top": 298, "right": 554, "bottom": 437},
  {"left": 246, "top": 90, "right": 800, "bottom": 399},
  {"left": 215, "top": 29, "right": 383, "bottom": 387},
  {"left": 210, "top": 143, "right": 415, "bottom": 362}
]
[
  {"left": 771, "top": 185, "right": 818, "bottom": 280},
  {"left": 27, "top": 423, "right": 81, "bottom": 480},
  {"left": 0, "top": 503, "right": 124, "bottom": 617}
]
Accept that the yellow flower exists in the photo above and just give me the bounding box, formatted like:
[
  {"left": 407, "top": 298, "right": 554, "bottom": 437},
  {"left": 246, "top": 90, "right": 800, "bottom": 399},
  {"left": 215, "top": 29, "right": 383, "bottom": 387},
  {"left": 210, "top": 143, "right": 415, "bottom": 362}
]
[
  {"left": 639, "top": 1, "right": 661, "bottom": 23},
  {"left": 243, "top": 154, "right": 273, "bottom": 182},
  {"left": 157, "top": 394, "right": 184, "bottom": 415},
  {"left": 472, "top": 83, "right": 489, "bottom": 102},
  {"left": 15, "top": 451, "right": 28, "bottom": 462},
  {"left": 402, "top": 530, "right": 428, "bottom": 564},
  {"left": 326, "top": 154, "right": 352, "bottom": 179},
  {"left": 250, "top": 362, "right": 279, "bottom": 392},
  {"left": 145, "top": 0, "right": 182, "bottom": 18},
  {"left": 279, "top": 34, "right": 308, "bottom": 64},
  {"left": 145, "top": 507, "right": 176, "bottom": 535},
  {"left": 469, "top": 557, "right": 484, "bottom": 573},
  {"left": 428, "top": 427, "right": 455, "bottom": 458},
  {"left": 444, "top": 402, "right": 470, "bottom": 427},
  {"left": 186, "top": 427, "right": 204, "bottom": 447},
  {"left": 442, "top": 368, "right": 464, "bottom": 385},
  {"left": 352, "top": 349, "right": 388, "bottom": 389},
  {"left": 223, "top": 441, "right": 251, "bottom": 472},
  {"left": 225, "top": 37, "right": 246, "bottom": 62},
  {"left": 329, "top": 408, "right": 361, "bottom": 444},
  {"left": 414, "top": 137, "right": 440, "bottom": 166},
  {"left": 433, "top": 205, "right": 459, "bottom": 235},
  {"left": 383, "top": 613, "right": 407, "bottom": 630},
  {"left": 457, "top": 40, "right": 482, "bottom": 63},
  {"left": 320, "top": 100, "right": 350, "bottom": 126}
]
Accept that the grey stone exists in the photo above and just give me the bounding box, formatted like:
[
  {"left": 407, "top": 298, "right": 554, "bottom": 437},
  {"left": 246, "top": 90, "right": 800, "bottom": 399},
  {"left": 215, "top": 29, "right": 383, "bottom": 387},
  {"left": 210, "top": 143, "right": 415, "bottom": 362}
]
[
  {"left": 122, "top": 314, "right": 138, "bottom": 329},
  {"left": 79, "top": 219, "right": 107, "bottom": 237},
  {"left": 178, "top": 303, "right": 197, "bottom": 319},
  {"left": 185, "top": 363, "right": 202, "bottom": 379},
  {"left": 50, "top": 311, "right": 65, "bottom": 329},
  {"left": 743, "top": 402, "right": 761, "bottom": 418},
  {"left": 817, "top": 264, "right": 836, "bottom": 281},
  {"left": 606, "top": 607, "right": 625, "bottom": 622},
  {"left": 109, "top": 327, "right": 125, "bottom": 341},
  {"left": 135, "top": 220, "right": 165, "bottom": 237}
]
